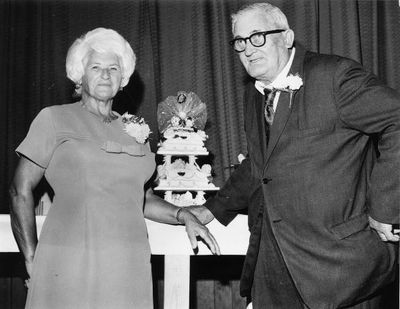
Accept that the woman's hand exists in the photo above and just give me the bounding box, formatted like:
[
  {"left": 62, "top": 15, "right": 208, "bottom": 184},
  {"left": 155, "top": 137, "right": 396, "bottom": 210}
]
[
  {"left": 176, "top": 208, "right": 220, "bottom": 255},
  {"left": 143, "top": 189, "right": 220, "bottom": 254},
  {"left": 9, "top": 156, "right": 43, "bottom": 289},
  {"left": 24, "top": 259, "right": 34, "bottom": 288},
  {"left": 25, "top": 259, "right": 33, "bottom": 277}
]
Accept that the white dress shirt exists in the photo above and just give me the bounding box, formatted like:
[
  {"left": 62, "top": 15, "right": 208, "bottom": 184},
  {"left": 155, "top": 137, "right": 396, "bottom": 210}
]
[{"left": 254, "top": 47, "right": 296, "bottom": 112}]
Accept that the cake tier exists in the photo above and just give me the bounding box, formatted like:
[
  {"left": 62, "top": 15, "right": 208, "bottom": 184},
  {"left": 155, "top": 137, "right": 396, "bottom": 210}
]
[
  {"left": 154, "top": 185, "right": 219, "bottom": 191},
  {"left": 157, "top": 150, "right": 209, "bottom": 156},
  {"left": 156, "top": 157, "right": 217, "bottom": 191},
  {"left": 157, "top": 190, "right": 217, "bottom": 207},
  {"left": 158, "top": 128, "right": 208, "bottom": 154}
]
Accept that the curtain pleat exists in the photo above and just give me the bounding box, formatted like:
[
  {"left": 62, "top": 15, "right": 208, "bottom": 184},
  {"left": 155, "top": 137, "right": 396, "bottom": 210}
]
[
  {"left": 377, "top": 1, "right": 400, "bottom": 88},
  {"left": 1, "top": 0, "right": 400, "bottom": 212}
]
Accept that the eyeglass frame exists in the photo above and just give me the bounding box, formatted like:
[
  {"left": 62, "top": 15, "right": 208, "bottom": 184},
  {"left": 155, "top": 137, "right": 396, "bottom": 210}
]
[{"left": 229, "top": 29, "right": 286, "bottom": 53}]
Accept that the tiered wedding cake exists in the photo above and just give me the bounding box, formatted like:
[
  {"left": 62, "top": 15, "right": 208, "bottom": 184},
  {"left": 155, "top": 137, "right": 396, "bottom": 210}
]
[{"left": 154, "top": 91, "right": 219, "bottom": 206}]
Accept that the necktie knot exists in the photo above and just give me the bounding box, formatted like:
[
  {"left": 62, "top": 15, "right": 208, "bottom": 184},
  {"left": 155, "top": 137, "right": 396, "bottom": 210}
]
[{"left": 263, "top": 87, "right": 272, "bottom": 96}]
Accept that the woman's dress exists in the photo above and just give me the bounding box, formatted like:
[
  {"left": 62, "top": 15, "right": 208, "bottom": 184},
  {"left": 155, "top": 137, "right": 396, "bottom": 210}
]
[{"left": 17, "top": 102, "right": 156, "bottom": 309}]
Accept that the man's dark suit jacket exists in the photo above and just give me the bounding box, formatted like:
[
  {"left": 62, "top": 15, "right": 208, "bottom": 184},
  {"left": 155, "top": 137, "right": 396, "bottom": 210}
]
[{"left": 205, "top": 44, "right": 399, "bottom": 309}]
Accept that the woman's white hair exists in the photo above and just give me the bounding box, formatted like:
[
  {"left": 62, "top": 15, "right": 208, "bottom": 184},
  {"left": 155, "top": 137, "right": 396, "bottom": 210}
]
[
  {"left": 231, "top": 3, "right": 290, "bottom": 33},
  {"left": 66, "top": 27, "right": 136, "bottom": 91}
]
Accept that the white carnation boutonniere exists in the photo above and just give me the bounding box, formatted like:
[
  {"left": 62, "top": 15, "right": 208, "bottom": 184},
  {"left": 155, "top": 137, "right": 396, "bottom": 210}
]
[
  {"left": 121, "top": 112, "right": 151, "bottom": 144},
  {"left": 274, "top": 73, "right": 303, "bottom": 108}
]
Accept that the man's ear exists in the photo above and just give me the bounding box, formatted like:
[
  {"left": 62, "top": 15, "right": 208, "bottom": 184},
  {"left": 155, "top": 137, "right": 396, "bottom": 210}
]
[{"left": 284, "top": 29, "right": 295, "bottom": 48}]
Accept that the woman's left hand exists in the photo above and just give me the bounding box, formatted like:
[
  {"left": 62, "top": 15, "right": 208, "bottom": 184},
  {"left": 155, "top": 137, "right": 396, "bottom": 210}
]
[{"left": 177, "top": 208, "right": 221, "bottom": 255}]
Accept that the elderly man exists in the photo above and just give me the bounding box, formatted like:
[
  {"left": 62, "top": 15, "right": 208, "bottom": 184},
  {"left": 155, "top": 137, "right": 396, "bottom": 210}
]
[{"left": 191, "top": 2, "right": 399, "bottom": 309}]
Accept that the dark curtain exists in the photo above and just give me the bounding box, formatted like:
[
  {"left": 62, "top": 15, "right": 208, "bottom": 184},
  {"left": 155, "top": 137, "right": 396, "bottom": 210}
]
[{"left": 1, "top": 0, "right": 399, "bottom": 213}]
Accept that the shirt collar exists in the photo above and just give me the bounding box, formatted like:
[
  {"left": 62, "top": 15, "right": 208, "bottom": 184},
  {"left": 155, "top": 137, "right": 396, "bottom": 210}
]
[{"left": 255, "top": 47, "right": 296, "bottom": 94}]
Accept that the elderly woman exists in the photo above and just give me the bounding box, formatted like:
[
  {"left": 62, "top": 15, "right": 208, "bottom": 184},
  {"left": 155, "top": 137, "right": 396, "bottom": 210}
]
[{"left": 9, "top": 27, "right": 219, "bottom": 309}]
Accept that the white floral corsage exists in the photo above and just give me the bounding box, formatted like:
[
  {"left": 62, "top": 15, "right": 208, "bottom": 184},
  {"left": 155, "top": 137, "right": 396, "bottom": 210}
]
[
  {"left": 274, "top": 73, "right": 303, "bottom": 108},
  {"left": 274, "top": 73, "right": 303, "bottom": 91},
  {"left": 121, "top": 112, "right": 151, "bottom": 144}
]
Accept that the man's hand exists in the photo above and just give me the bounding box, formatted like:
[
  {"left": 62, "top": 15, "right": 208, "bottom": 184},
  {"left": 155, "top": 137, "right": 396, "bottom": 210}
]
[
  {"left": 177, "top": 208, "right": 220, "bottom": 255},
  {"left": 368, "top": 216, "right": 399, "bottom": 242},
  {"left": 185, "top": 205, "right": 215, "bottom": 225}
]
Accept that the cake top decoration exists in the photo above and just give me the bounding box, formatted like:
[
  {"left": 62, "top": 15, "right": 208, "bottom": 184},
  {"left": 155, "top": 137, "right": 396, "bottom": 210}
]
[{"left": 157, "top": 91, "right": 207, "bottom": 133}]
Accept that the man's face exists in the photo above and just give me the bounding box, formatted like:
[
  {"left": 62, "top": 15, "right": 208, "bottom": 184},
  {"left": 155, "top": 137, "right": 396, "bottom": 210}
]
[{"left": 233, "top": 10, "right": 293, "bottom": 84}]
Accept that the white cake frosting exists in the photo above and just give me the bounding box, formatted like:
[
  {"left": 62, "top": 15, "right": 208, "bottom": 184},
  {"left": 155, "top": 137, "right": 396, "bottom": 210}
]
[
  {"left": 156, "top": 157, "right": 216, "bottom": 189},
  {"left": 163, "top": 191, "right": 206, "bottom": 207},
  {"left": 157, "top": 127, "right": 208, "bottom": 155},
  {"left": 155, "top": 91, "right": 219, "bottom": 205}
]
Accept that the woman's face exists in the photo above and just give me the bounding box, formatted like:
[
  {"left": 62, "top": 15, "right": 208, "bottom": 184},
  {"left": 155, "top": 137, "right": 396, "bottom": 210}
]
[{"left": 81, "top": 50, "right": 123, "bottom": 101}]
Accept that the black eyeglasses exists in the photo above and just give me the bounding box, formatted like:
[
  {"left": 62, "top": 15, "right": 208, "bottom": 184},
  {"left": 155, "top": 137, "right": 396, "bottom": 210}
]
[{"left": 229, "top": 29, "right": 286, "bottom": 52}]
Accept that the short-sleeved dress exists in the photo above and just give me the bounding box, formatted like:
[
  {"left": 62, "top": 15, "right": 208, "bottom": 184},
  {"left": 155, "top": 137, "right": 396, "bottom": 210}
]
[{"left": 17, "top": 102, "right": 156, "bottom": 309}]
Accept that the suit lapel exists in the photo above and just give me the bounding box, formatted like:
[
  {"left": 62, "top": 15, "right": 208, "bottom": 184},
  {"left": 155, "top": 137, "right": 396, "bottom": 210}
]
[
  {"left": 263, "top": 44, "right": 307, "bottom": 168},
  {"left": 265, "top": 91, "right": 294, "bottom": 161},
  {"left": 251, "top": 87, "right": 269, "bottom": 158}
]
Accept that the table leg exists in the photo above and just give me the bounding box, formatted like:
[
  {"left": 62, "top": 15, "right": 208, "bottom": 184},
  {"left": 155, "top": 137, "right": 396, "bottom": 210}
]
[{"left": 164, "top": 255, "right": 190, "bottom": 309}]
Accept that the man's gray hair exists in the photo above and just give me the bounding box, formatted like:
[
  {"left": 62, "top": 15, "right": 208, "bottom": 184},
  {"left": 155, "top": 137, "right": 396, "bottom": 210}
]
[
  {"left": 66, "top": 27, "right": 136, "bottom": 92},
  {"left": 231, "top": 3, "right": 290, "bottom": 33}
]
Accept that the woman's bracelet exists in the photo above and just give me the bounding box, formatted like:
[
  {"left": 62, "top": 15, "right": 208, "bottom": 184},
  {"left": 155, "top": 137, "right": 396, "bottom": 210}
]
[{"left": 175, "top": 207, "right": 184, "bottom": 224}]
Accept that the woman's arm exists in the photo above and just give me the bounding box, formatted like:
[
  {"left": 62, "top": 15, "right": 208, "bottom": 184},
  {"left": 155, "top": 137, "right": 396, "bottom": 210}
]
[
  {"left": 143, "top": 189, "right": 220, "bottom": 255},
  {"left": 9, "top": 156, "right": 45, "bottom": 276}
]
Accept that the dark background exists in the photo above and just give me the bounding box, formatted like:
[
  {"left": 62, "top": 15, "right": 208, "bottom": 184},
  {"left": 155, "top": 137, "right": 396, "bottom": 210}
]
[
  {"left": 1, "top": 0, "right": 399, "bottom": 214},
  {"left": 0, "top": 0, "right": 399, "bottom": 308}
]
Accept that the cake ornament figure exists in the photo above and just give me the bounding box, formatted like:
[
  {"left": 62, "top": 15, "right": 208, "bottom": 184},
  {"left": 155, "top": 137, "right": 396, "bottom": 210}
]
[
  {"left": 157, "top": 91, "right": 207, "bottom": 133},
  {"left": 157, "top": 91, "right": 209, "bottom": 154},
  {"left": 155, "top": 91, "right": 219, "bottom": 206}
]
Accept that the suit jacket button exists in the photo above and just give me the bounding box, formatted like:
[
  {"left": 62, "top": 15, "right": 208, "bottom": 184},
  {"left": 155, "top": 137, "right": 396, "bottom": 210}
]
[{"left": 262, "top": 178, "right": 272, "bottom": 184}]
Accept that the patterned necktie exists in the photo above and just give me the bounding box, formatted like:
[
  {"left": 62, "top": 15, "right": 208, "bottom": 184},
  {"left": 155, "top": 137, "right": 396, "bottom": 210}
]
[{"left": 264, "top": 88, "right": 277, "bottom": 125}]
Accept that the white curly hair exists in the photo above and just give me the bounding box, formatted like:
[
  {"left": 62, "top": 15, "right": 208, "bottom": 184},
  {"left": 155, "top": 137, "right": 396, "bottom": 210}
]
[{"left": 66, "top": 27, "right": 136, "bottom": 95}]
